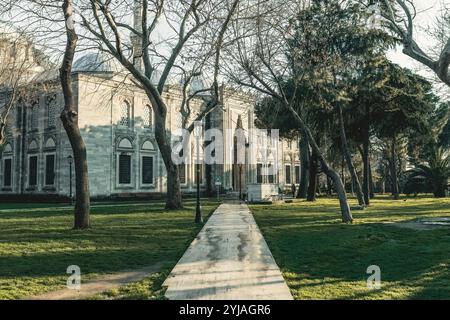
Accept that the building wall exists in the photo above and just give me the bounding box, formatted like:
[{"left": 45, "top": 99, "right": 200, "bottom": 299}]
[
  {"left": 0, "top": 72, "right": 301, "bottom": 198},
  {"left": 0, "top": 87, "right": 72, "bottom": 196}
]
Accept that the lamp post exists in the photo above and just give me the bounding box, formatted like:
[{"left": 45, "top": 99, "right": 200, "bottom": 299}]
[
  {"left": 67, "top": 155, "right": 73, "bottom": 205},
  {"left": 194, "top": 121, "right": 203, "bottom": 224}
]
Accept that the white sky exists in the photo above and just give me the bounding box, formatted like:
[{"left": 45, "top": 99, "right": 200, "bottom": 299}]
[{"left": 386, "top": 0, "right": 450, "bottom": 97}]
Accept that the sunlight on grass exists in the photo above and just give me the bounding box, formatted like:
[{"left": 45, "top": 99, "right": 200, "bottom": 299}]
[
  {"left": 0, "top": 200, "right": 219, "bottom": 300},
  {"left": 250, "top": 195, "right": 450, "bottom": 300}
]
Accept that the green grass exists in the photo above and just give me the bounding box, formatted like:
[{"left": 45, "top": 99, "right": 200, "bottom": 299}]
[
  {"left": 87, "top": 272, "right": 169, "bottom": 300},
  {"left": 250, "top": 195, "right": 450, "bottom": 300},
  {"left": 0, "top": 199, "right": 219, "bottom": 300}
]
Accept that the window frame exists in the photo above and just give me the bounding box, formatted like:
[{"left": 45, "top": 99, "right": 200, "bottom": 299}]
[
  {"left": 44, "top": 152, "right": 56, "bottom": 187},
  {"left": 2, "top": 157, "right": 13, "bottom": 188},
  {"left": 119, "top": 100, "right": 133, "bottom": 128},
  {"left": 267, "top": 163, "right": 275, "bottom": 184},
  {"left": 28, "top": 103, "right": 39, "bottom": 131},
  {"left": 256, "top": 163, "right": 263, "bottom": 184},
  {"left": 27, "top": 154, "right": 38, "bottom": 188},
  {"left": 46, "top": 101, "right": 57, "bottom": 128},
  {"left": 179, "top": 163, "right": 187, "bottom": 185},
  {"left": 295, "top": 165, "right": 300, "bottom": 184},
  {"left": 285, "top": 164, "right": 291, "bottom": 184},
  {"left": 143, "top": 104, "right": 153, "bottom": 129},
  {"left": 140, "top": 154, "right": 155, "bottom": 187},
  {"left": 117, "top": 153, "right": 132, "bottom": 186}
]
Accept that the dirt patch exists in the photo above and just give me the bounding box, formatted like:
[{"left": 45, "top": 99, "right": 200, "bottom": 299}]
[{"left": 25, "top": 262, "right": 165, "bottom": 300}]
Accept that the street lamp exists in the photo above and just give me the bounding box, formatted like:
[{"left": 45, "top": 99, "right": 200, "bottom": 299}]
[
  {"left": 194, "top": 121, "right": 203, "bottom": 224},
  {"left": 67, "top": 155, "right": 73, "bottom": 205}
]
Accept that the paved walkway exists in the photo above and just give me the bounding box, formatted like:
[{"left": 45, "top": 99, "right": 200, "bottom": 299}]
[
  {"left": 26, "top": 263, "right": 163, "bottom": 300},
  {"left": 163, "top": 202, "right": 293, "bottom": 300}
]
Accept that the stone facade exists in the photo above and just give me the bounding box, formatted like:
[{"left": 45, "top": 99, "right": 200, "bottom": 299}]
[{"left": 0, "top": 54, "right": 301, "bottom": 199}]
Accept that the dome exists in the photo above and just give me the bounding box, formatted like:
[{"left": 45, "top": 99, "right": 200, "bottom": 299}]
[
  {"left": 191, "top": 76, "right": 205, "bottom": 92},
  {"left": 179, "top": 75, "right": 211, "bottom": 96},
  {"left": 73, "top": 52, "right": 123, "bottom": 73}
]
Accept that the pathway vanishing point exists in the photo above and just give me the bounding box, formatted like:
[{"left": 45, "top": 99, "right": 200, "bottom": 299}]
[{"left": 163, "top": 202, "right": 293, "bottom": 300}]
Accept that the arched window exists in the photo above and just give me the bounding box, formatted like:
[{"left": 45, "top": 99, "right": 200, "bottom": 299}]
[
  {"left": 120, "top": 101, "right": 132, "bottom": 127},
  {"left": 45, "top": 138, "right": 56, "bottom": 149},
  {"left": 118, "top": 138, "right": 133, "bottom": 149},
  {"left": 3, "top": 143, "right": 12, "bottom": 154},
  {"left": 28, "top": 140, "right": 38, "bottom": 151},
  {"left": 143, "top": 105, "right": 152, "bottom": 128},
  {"left": 285, "top": 164, "right": 291, "bottom": 184},
  {"left": 44, "top": 138, "right": 56, "bottom": 186},
  {"left": 294, "top": 154, "right": 300, "bottom": 184},
  {"left": 142, "top": 140, "right": 154, "bottom": 151},
  {"left": 141, "top": 140, "right": 155, "bottom": 185},
  {"left": 47, "top": 99, "right": 57, "bottom": 128},
  {"left": 27, "top": 140, "right": 39, "bottom": 187},
  {"left": 117, "top": 138, "right": 133, "bottom": 185},
  {"left": 29, "top": 103, "right": 39, "bottom": 130}
]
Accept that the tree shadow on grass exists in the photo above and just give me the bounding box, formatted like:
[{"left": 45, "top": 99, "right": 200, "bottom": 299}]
[
  {"left": 253, "top": 204, "right": 450, "bottom": 299},
  {"left": 0, "top": 202, "right": 220, "bottom": 298}
]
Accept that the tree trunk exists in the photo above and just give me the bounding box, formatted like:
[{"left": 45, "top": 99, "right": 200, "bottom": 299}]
[
  {"left": 337, "top": 105, "right": 365, "bottom": 206},
  {"left": 327, "top": 168, "right": 351, "bottom": 218},
  {"left": 153, "top": 114, "right": 182, "bottom": 209},
  {"left": 61, "top": 112, "right": 90, "bottom": 229},
  {"left": 204, "top": 113, "right": 214, "bottom": 196},
  {"left": 284, "top": 101, "right": 352, "bottom": 223},
  {"left": 307, "top": 150, "right": 318, "bottom": 201},
  {"left": 60, "top": 0, "right": 90, "bottom": 229},
  {"left": 341, "top": 155, "right": 346, "bottom": 191},
  {"left": 390, "top": 139, "right": 399, "bottom": 200},
  {"left": 326, "top": 175, "right": 332, "bottom": 196},
  {"left": 298, "top": 134, "right": 309, "bottom": 199},
  {"left": 362, "top": 106, "right": 370, "bottom": 205},
  {"left": 369, "top": 160, "right": 375, "bottom": 198}
]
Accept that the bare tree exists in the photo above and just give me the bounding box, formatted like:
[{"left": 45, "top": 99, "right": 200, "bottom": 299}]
[
  {"left": 60, "top": 0, "right": 91, "bottom": 229},
  {"left": 382, "top": 0, "right": 450, "bottom": 87},
  {"left": 0, "top": 29, "right": 46, "bottom": 145},
  {"left": 0, "top": 1, "right": 91, "bottom": 229},
  {"left": 225, "top": 0, "right": 353, "bottom": 222},
  {"left": 77, "top": 0, "right": 241, "bottom": 209}
]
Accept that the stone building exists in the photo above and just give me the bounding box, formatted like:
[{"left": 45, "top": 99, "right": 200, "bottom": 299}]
[{"left": 0, "top": 43, "right": 301, "bottom": 201}]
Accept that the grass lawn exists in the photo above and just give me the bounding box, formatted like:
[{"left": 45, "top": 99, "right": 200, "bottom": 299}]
[
  {"left": 250, "top": 195, "right": 450, "bottom": 300},
  {"left": 0, "top": 199, "right": 220, "bottom": 300}
]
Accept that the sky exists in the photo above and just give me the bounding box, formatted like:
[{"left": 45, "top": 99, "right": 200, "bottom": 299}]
[
  {"left": 386, "top": 0, "right": 450, "bottom": 97},
  {"left": 2, "top": 0, "right": 450, "bottom": 97}
]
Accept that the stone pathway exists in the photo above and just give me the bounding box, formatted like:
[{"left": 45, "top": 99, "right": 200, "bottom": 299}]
[
  {"left": 163, "top": 202, "right": 293, "bottom": 300},
  {"left": 26, "top": 263, "right": 163, "bottom": 300}
]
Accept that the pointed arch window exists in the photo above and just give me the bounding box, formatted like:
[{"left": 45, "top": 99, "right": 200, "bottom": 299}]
[
  {"left": 141, "top": 140, "right": 155, "bottom": 186},
  {"left": 120, "top": 101, "right": 132, "bottom": 127},
  {"left": 117, "top": 138, "right": 133, "bottom": 186},
  {"left": 143, "top": 105, "right": 152, "bottom": 128},
  {"left": 47, "top": 99, "right": 57, "bottom": 128},
  {"left": 29, "top": 102, "right": 39, "bottom": 130},
  {"left": 285, "top": 164, "right": 291, "bottom": 184},
  {"left": 2, "top": 143, "right": 13, "bottom": 188}
]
